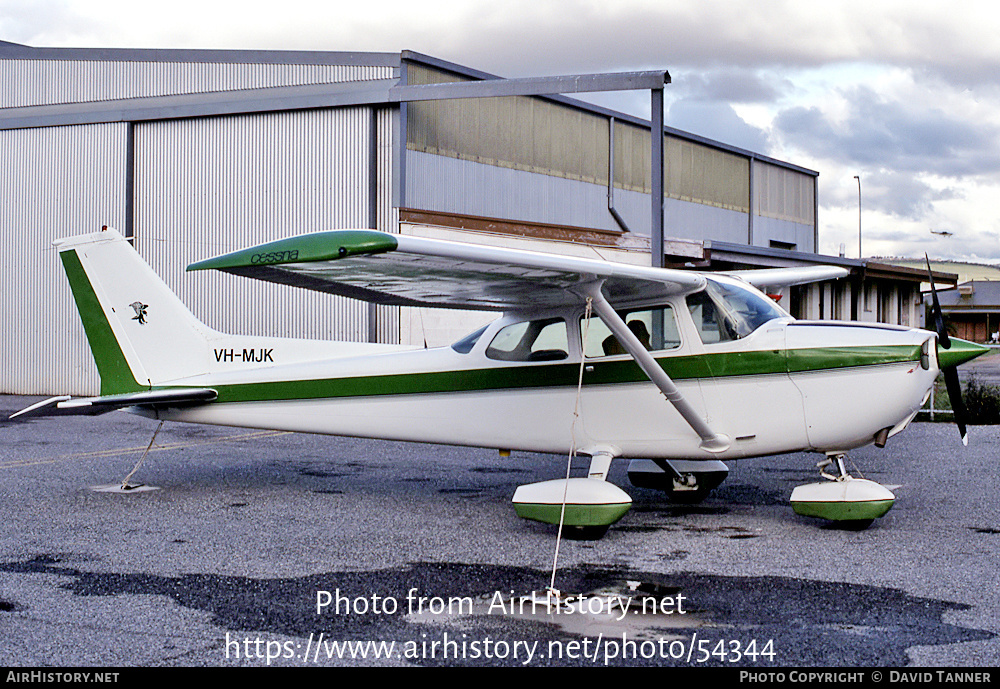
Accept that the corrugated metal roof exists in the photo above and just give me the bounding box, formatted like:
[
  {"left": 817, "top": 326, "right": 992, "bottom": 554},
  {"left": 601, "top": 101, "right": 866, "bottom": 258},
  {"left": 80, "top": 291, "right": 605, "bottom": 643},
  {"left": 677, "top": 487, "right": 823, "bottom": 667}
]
[
  {"left": 0, "top": 42, "right": 399, "bottom": 66},
  {"left": 938, "top": 281, "right": 1000, "bottom": 308},
  {"left": 0, "top": 42, "right": 814, "bottom": 177}
]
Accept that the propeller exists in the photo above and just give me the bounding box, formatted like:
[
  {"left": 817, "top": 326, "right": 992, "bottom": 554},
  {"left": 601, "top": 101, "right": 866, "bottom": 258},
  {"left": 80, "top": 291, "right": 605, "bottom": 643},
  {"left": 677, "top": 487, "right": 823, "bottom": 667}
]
[{"left": 925, "top": 254, "right": 969, "bottom": 445}]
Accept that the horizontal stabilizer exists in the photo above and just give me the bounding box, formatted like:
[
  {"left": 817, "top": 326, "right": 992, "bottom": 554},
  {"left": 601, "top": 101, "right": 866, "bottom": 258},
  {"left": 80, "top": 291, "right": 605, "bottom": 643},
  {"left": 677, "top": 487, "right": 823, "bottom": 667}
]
[{"left": 10, "top": 388, "right": 217, "bottom": 420}]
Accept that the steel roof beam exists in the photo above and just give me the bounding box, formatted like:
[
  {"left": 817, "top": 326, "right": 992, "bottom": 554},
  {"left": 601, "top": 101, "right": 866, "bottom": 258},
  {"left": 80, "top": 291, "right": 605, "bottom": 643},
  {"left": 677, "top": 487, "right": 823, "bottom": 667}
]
[
  {"left": 387, "top": 71, "right": 670, "bottom": 101},
  {"left": 0, "top": 71, "right": 670, "bottom": 131}
]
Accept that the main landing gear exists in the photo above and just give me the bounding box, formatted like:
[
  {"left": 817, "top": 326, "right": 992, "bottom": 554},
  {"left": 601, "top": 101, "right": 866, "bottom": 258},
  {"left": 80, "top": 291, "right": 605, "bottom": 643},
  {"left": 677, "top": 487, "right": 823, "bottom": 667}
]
[
  {"left": 511, "top": 450, "right": 632, "bottom": 540},
  {"left": 790, "top": 452, "right": 895, "bottom": 529}
]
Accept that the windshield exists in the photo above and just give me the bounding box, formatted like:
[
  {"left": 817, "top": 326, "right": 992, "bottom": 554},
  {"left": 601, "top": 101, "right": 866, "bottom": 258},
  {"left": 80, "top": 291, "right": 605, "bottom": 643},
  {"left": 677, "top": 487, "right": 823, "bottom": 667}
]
[
  {"left": 687, "top": 278, "right": 787, "bottom": 343},
  {"left": 451, "top": 324, "right": 488, "bottom": 354}
]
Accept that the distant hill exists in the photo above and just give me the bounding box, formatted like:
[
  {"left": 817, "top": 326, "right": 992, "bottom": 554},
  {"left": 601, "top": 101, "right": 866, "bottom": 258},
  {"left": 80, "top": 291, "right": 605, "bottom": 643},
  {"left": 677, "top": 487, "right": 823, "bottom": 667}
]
[{"left": 878, "top": 259, "right": 1000, "bottom": 285}]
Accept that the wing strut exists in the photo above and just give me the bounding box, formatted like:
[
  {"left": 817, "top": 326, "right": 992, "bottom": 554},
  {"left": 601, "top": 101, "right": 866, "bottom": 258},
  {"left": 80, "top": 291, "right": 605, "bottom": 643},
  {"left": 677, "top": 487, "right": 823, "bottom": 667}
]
[{"left": 579, "top": 281, "right": 730, "bottom": 453}]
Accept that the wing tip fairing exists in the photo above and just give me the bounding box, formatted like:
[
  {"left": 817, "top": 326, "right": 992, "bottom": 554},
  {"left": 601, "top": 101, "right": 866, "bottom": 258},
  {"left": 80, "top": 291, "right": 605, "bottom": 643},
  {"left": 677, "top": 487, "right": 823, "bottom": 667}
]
[{"left": 186, "top": 230, "right": 399, "bottom": 273}]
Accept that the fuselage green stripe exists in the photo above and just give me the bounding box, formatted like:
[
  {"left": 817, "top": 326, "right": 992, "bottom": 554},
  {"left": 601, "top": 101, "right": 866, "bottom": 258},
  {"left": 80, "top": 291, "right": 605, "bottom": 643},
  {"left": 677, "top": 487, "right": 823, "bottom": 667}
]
[
  {"left": 202, "top": 344, "right": 922, "bottom": 405},
  {"left": 787, "top": 345, "right": 923, "bottom": 373}
]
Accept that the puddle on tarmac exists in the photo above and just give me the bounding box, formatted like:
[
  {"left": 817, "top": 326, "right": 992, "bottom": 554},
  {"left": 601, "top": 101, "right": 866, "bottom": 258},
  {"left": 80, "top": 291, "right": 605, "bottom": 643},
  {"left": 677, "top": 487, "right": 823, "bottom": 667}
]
[{"left": 405, "top": 579, "right": 707, "bottom": 639}]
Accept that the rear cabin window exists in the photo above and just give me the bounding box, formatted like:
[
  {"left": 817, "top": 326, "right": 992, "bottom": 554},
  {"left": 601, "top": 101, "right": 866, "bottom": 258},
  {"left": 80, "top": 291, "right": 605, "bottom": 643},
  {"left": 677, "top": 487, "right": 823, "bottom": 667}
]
[
  {"left": 485, "top": 318, "right": 569, "bottom": 362},
  {"left": 581, "top": 306, "right": 681, "bottom": 358}
]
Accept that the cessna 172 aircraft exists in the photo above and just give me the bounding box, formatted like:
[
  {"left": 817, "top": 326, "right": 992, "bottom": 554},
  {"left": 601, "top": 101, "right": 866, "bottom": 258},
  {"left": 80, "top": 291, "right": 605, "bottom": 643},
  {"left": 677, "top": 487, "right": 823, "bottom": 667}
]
[{"left": 12, "top": 227, "right": 989, "bottom": 538}]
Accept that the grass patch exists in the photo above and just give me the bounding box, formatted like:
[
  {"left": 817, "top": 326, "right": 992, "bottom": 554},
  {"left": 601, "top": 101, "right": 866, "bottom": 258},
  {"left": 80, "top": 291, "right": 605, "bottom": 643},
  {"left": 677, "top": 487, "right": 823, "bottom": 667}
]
[{"left": 922, "top": 374, "right": 1000, "bottom": 424}]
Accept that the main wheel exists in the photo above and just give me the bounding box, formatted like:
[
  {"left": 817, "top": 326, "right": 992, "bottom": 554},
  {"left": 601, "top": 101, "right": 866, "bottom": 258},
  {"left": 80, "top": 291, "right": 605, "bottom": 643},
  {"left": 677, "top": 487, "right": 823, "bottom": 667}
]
[
  {"left": 663, "top": 484, "right": 713, "bottom": 504},
  {"left": 662, "top": 469, "right": 729, "bottom": 504},
  {"left": 562, "top": 525, "right": 610, "bottom": 540},
  {"left": 829, "top": 519, "right": 875, "bottom": 531}
]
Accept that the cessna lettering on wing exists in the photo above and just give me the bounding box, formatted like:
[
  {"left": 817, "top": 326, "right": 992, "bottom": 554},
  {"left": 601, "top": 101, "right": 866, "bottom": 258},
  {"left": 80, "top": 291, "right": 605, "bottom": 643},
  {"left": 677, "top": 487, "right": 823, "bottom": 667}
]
[
  {"left": 251, "top": 250, "right": 299, "bottom": 264},
  {"left": 214, "top": 348, "right": 274, "bottom": 363}
]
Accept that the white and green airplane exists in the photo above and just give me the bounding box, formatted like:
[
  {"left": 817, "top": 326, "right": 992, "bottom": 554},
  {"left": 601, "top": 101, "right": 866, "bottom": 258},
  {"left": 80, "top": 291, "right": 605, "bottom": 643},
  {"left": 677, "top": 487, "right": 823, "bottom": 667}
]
[{"left": 12, "top": 228, "right": 989, "bottom": 537}]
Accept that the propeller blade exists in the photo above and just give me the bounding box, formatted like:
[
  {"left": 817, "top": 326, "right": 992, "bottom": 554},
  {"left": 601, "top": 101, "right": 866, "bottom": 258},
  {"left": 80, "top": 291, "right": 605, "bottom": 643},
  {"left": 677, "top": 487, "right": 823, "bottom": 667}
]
[
  {"left": 925, "top": 253, "right": 951, "bottom": 350},
  {"left": 943, "top": 366, "right": 969, "bottom": 446},
  {"left": 925, "top": 254, "right": 971, "bottom": 443}
]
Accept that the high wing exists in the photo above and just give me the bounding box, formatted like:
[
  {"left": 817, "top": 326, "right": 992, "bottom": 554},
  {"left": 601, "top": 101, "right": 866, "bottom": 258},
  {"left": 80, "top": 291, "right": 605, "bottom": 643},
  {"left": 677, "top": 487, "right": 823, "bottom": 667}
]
[
  {"left": 10, "top": 388, "right": 218, "bottom": 419},
  {"left": 20, "top": 230, "right": 851, "bottom": 450},
  {"left": 186, "top": 230, "right": 707, "bottom": 310},
  {"left": 188, "top": 229, "right": 735, "bottom": 450},
  {"left": 722, "top": 265, "right": 849, "bottom": 289}
]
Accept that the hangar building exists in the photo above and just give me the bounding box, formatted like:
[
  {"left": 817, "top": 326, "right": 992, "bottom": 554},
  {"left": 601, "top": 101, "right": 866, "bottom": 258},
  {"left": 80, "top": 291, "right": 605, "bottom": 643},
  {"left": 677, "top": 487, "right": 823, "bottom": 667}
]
[{"left": 0, "top": 42, "right": 936, "bottom": 396}]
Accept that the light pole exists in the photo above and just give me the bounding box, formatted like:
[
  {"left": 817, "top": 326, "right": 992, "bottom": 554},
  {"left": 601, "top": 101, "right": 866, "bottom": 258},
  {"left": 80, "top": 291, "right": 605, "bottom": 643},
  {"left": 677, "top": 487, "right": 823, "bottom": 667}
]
[{"left": 854, "top": 175, "right": 862, "bottom": 258}]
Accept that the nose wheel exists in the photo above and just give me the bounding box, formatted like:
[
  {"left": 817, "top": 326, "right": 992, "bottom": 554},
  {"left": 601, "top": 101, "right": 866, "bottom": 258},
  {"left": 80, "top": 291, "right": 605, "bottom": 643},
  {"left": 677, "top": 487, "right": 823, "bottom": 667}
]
[
  {"left": 817, "top": 453, "right": 849, "bottom": 482},
  {"left": 790, "top": 452, "right": 895, "bottom": 528}
]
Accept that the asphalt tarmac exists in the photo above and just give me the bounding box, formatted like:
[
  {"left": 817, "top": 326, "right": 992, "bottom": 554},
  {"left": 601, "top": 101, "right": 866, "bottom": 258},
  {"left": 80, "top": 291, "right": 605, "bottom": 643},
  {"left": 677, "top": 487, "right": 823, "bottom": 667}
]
[{"left": 1, "top": 394, "right": 998, "bottom": 668}]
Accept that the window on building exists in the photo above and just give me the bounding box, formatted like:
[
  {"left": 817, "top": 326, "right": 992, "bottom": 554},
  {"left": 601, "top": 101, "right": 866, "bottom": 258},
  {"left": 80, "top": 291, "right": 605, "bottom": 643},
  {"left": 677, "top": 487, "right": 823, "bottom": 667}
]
[{"left": 769, "top": 240, "right": 797, "bottom": 251}]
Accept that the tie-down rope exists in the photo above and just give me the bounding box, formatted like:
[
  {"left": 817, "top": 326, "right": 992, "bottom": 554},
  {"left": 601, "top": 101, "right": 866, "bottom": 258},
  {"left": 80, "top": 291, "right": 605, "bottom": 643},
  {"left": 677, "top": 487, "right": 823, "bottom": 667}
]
[{"left": 548, "top": 295, "right": 594, "bottom": 596}]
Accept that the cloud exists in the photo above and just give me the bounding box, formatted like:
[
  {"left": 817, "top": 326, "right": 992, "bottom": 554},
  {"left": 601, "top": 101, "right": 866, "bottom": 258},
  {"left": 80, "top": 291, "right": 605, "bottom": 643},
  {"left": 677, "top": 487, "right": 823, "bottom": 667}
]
[
  {"left": 866, "top": 172, "right": 963, "bottom": 220},
  {"left": 670, "top": 68, "right": 790, "bottom": 105},
  {"left": 823, "top": 171, "right": 962, "bottom": 220},
  {"left": 774, "top": 85, "right": 1000, "bottom": 177},
  {"left": 667, "top": 99, "right": 771, "bottom": 152},
  {"left": 4, "top": 0, "right": 999, "bottom": 262}
]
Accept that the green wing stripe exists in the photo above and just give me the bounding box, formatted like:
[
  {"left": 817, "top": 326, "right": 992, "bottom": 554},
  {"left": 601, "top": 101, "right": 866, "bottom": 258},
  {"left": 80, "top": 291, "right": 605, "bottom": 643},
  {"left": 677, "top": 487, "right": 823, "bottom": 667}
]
[
  {"left": 60, "top": 250, "right": 144, "bottom": 395},
  {"left": 186, "top": 230, "right": 398, "bottom": 272}
]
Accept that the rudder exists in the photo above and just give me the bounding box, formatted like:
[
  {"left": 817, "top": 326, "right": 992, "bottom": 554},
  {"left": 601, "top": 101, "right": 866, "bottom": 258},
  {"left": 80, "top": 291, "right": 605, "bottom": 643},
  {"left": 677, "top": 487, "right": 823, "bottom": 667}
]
[{"left": 56, "top": 228, "right": 218, "bottom": 394}]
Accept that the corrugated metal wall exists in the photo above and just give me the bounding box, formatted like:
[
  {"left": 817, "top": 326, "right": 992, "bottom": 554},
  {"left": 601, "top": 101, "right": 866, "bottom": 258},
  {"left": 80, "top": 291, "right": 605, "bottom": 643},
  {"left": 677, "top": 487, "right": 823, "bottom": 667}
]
[
  {"left": 405, "top": 150, "right": 757, "bottom": 245},
  {"left": 754, "top": 160, "right": 815, "bottom": 226},
  {"left": 0, "top": 60, "right": 392, "bottom": 108},
  {"left": 404, "top": 63, "right": 815, "bottom": 251},
  {"left": 0, "top": 123, "right": 128, "bottom": 395},
  {"left": 136, "top": 106, "right": 393, "bottom": 343},
  {"left": 0, "top": 106, "right": 394, "bottom": 396},
  {"left": 375, "top": 106, "right": 400, "bottom": 344}
]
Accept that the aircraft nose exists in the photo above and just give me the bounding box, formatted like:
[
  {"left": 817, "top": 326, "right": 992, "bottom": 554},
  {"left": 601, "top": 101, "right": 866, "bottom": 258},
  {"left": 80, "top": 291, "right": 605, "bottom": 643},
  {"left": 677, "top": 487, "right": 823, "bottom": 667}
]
[{"left": 937, "top": 337, "right": 990, "bottom": 369}]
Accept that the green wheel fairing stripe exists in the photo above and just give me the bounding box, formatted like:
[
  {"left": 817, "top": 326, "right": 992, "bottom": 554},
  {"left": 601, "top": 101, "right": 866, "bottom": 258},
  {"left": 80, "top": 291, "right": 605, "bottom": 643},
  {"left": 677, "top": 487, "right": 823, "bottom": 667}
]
[
  {"left": 203, "top": 345, "right": 923, "bottom": 405},
  {"left": 792, "top": 499, "right": 894, "bottom": 521},
  {"left": 59, "top": 250, "right": 145, "bottom": 396},
  {"left": 513, "top": 501, "right": 632, "bottom": 527}
]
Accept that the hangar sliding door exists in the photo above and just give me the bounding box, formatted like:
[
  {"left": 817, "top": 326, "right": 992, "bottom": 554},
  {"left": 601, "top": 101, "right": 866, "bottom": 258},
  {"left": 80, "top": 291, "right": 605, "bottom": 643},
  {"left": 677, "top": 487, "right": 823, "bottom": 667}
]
[
  {"left": 134, "top": 106, "right": 396, "bottom": 345},
  {"left": 0, "top": 123, "right": 128, "bottom": 395}
]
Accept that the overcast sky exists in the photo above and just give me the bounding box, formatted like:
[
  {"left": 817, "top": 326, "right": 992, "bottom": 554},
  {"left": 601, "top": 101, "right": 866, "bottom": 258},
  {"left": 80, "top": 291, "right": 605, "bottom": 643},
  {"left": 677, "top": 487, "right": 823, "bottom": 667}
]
[{"left": 3, "top": 0, "right": 999, "bottom": 263}]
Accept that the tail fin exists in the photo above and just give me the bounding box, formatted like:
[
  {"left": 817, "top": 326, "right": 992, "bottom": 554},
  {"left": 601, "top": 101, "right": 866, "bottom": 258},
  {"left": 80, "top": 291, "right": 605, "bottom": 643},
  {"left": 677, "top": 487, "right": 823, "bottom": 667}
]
[{"left": 56, "top": 228, "right": 218, "bottom": 394}]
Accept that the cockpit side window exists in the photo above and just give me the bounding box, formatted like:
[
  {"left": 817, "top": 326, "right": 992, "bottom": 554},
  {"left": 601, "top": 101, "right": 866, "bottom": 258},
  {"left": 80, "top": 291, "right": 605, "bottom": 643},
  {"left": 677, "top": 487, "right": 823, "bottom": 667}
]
[
  {"left": 485, "top": 318, "right": 569, "bottom": 362},
  {"left": 582, "top": 305, "right": 681, "bottom": 358},
  {"left": 686, "top": 279, "right": 787, "bottom": 344}
]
